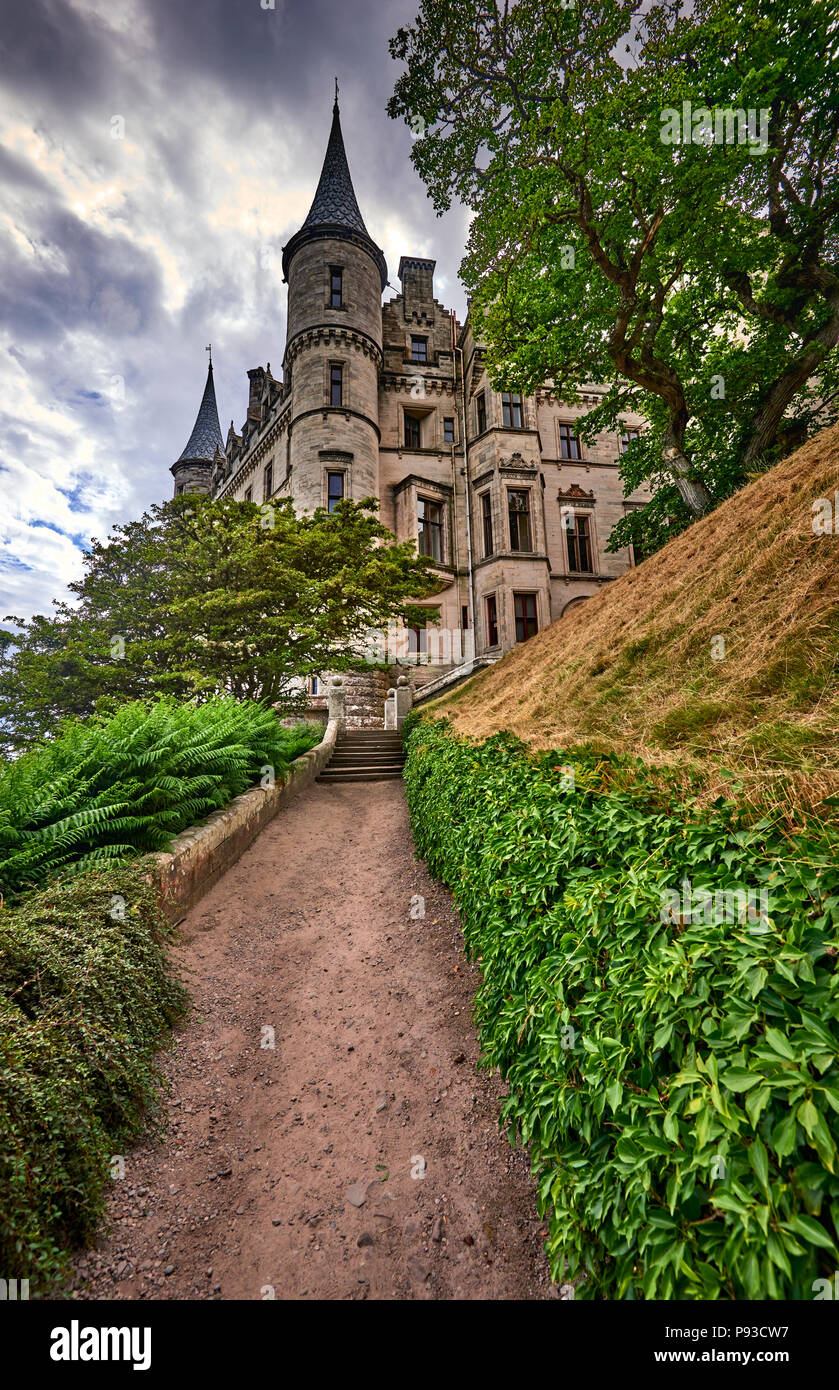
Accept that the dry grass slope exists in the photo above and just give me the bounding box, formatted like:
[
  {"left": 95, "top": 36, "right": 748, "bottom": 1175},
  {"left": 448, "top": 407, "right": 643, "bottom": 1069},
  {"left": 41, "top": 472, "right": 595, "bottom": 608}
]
[{"left": 432, "top": 422, "right": 839, "bottom": 817}]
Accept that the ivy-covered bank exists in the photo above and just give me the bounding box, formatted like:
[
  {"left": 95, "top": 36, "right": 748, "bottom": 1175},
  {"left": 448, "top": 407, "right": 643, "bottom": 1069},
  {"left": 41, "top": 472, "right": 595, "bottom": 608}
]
[
  {"left": 403, "top": 717, "right": 839, "bottom": 1300},
  {"left": 0, "top": 865, "right": 187, "bottom": 1288}
]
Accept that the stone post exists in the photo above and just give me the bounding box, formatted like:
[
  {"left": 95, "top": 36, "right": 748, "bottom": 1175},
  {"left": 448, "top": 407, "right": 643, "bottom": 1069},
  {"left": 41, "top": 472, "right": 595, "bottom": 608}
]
[
  {"left": 384, "top": 688, "right": 397, "bottom": 730},
  {"left": 327, "top": 675, "right": 346, "bottom": 725},
  {"left": 395, "top": 674, "right": 412, "bottom": 729}
]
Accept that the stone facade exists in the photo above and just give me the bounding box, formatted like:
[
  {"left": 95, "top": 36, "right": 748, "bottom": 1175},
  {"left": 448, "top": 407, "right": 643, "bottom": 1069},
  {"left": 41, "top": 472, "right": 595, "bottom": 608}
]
[{"left": 171, "top": 102, "right": 649, "bottom": 666}]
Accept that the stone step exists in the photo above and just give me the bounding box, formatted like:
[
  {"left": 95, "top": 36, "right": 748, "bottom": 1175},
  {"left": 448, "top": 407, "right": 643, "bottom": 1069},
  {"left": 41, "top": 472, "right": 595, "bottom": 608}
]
[
  {"left": 337, "top": 742, "right": 404, "bottom": 751},
  {"left": 317, "top": 769, "right": 405, "bottom": 782},
  {"left": 337, "top": 740, "right": 403, "bottom": 749},
  {"left": 337, "top": 729, "right": 403, "bottom": 736},
  {"left": 327, "top": 756, "right": 405, "bottom": 767}
]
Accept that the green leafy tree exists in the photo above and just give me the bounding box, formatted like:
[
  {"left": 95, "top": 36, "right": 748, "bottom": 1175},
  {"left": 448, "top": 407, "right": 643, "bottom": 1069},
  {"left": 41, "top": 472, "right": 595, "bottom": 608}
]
[
  {"left": 1, "top": 494, "right": 438, "bottom": 748},
  {"left": 388, "top": 0, "right": 839, "bottom": 553}
]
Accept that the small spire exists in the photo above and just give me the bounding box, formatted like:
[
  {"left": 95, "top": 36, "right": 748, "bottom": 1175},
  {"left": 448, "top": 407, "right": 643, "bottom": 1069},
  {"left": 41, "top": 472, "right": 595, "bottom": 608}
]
[
  {"left": 176, "top": 355, "right": 224, "bottom": 463},
  {"left": 334, "top": 76, "right": 339, "bottom": 112}
]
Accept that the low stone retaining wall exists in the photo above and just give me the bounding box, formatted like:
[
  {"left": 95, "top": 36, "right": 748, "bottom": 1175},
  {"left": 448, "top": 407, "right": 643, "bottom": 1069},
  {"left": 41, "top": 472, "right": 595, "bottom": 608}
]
[{"left": 150, "top": 719, "right": 337, "bottom": 923}]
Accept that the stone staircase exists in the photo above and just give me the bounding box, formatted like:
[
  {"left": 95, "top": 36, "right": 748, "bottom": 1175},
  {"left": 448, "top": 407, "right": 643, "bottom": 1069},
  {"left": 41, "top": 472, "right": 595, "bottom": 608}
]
[{"left": 316, "top": 729, "right": 405, "bottom": 784}]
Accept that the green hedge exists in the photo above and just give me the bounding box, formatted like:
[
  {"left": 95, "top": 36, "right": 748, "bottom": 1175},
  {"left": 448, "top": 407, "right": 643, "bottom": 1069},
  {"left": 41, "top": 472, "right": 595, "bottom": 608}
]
[
  {"left": 403, "top": 716, "right": 839, "bottom": 1299},
  {"left": 0, "top": 864, "right": 188, "bottom": 1288},
  {"left": 0, "top": 697, "right": 322, "bottom": 898}
]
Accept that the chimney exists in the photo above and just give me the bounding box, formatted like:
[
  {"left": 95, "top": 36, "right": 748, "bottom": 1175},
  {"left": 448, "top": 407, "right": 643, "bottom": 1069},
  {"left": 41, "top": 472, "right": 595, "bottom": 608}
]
[{"left": 398, "top": 257, "right": 436, "bottom": 322}]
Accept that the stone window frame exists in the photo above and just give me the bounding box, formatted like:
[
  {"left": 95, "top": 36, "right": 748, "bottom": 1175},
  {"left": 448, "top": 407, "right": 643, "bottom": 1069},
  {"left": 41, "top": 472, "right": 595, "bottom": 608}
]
[
  {"left": 557, "top": 419, "right": 584, "bottom": 460},
  {"left": 262, "top": 459, "right": 274, "bottom": 502},
  {"left": 485, "top": 591, "right": 500, "bottom": 648},
  {"left": 442, "top": 414, "right": 456, "bottom": 445},
  {"left": 326, "top": 358, "right": 348, "bottom": 409},
  {"left": 409, "top": 334, "right": 429, "bottom": 364},
  {"left": 479, "top": 489, "right": 494, "bottom": 558},
  {"left": 513, "top": 590, "right": 540, "bottom": 643},
  {"left": 475, "top": 390, "right": 488, "bottom": 437},
  {"left": 327, "top": 264, "right": 345, "bottom": 310},
  {"left": 417, "top": 494, "right": 445, "bottom": 565},
  {"left": 402, "top": 402, "right": 434, "bottom": 450},
  {"left": 393, "top": 474, "right": 453, "bottom": 568},
  {"left": 404, "top": 411, "right": 422, "bottom": 449},
  {"left": 501, "top": 391, "right": 524, "bottom": 429},
  {"left": 506, "top": 484, "right": 535, "bottom": 553},
  {"left": 560, "top": 503, "right": 599, "bottom": 576},
  {"left": 319, "top": 450, "right": 354, "bottom": 511}
]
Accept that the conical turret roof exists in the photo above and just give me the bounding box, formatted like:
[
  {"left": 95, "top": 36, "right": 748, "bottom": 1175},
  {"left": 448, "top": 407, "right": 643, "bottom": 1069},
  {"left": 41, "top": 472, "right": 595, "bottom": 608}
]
[
  {"left": 301, "top": 101, "right": 370, "bottom": 236},
  {"left": 282, "top": 97, "right": 387, "bottom": 289},
  {"left": 176, "top": 360, "right": 224, "bottom": 463}
]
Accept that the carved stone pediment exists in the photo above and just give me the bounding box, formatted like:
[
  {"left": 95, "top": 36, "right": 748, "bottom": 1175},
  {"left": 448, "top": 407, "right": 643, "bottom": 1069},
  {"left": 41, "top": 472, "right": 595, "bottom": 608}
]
[
  {"left": 558, "top": 482, "right": 596, "bottom": 505},
  {"left": 499, "top": 451, "right": 537, "bottom": 473}
]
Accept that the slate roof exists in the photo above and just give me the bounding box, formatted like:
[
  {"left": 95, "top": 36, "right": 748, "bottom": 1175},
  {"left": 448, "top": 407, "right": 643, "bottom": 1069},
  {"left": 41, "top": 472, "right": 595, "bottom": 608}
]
[
  {"left": 301, "top": 101, "right": 369, "bottom": 236},
  {"left": 177, "top": 362, "right": 224, "bottom": 462}
]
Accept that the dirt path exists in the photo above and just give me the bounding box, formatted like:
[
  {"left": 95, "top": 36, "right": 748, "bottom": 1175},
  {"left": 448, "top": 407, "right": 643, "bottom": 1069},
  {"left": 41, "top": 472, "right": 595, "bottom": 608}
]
[{"left": 69, "top": 780, "right": 555, "bottom": 1301}]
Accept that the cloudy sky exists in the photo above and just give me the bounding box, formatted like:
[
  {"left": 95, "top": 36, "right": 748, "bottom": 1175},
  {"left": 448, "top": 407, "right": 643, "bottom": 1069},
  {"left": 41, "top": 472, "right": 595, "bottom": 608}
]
[{"left": 0, "top": 0, "right": 469, "bottom": 621}]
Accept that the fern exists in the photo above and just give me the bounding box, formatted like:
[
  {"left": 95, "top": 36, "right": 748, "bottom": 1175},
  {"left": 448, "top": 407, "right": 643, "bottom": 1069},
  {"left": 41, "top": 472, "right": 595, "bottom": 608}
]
[{"left": 0, "top": 698, "right": 322, "bottom": 897}]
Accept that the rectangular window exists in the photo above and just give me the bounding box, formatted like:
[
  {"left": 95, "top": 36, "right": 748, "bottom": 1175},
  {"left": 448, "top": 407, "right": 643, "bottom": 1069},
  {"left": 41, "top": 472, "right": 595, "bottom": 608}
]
[
  {"left": 476, "top": 392, "right": 487, "bottom": 435},
  {"left": 327, "top": 471, "right": 345, "bottom": 513},
  {"left": 481, "top": 492, "right": 494, "bottom": 557},
  {"left": 621, "top": 428, "right": 640, "bottom": 452},
  {"left": 567, "top": 513, "right": 592, "bottom": 572},
  {"left": 408, "top": 616, "right": 428, "bottom": 655},
  {"left": 508, "top": 489, "right": 532, "bottom": 551},
  {"left": 411, "top": 336, "right": 428, "bottom": 363},
  {"left": 263, "top": 462, "right": 273, "bottom": 502},
  {"left": 559, "top": 422, "right": 582, "bottom": 459},
  {"left": 443, "top": 416, "right": 455, "bottom": 444},
  {"left": 486, "top": 595, "right": 499, "bottom": 647},
  {"left": 311, "top": 676, "right": 320, "bottom": 695},
  {"left": 514, "top": 593, "right": 538, "bottom": 643},
  {"left": 461, "top": 604, "right": 469, "bottom": 632},
  {"left": 417, "top": 497, "right": 443, "bottom": 562},
  {"left": 501, "top": 392, "right": 523, "bottom": 428},
  {"left": 244, "top": 486, "right": 252, "bottom": 503},
  {"left": 405, "top": 413, "right": 421, "bottom": 449},
  {"left": 330, "top": 267, "right": 343, "bottom": 308},
  {"left": 330, "top": 363, "right": 343, "bottom": 407}
]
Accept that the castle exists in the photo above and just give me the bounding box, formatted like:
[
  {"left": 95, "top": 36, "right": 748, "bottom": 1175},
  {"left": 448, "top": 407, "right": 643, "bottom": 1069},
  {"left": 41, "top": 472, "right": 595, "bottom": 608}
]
[{"left": 170, "top": 99, "right": 647, "bottom": 700}]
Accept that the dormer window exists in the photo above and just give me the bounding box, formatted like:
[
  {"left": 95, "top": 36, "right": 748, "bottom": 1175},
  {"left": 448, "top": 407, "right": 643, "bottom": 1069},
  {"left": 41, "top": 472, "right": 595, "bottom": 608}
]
[
  {"left": 330, "top": 267, "right": 343, "bottom": 308},
  {"left": 411, "top": 336, "right": 428, "bottom": 363}
]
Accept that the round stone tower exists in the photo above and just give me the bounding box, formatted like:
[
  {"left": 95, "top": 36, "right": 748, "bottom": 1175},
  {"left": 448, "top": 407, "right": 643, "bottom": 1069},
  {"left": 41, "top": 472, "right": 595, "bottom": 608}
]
[{"left": 281, "top": 98, "right": 387, "bottom": 513}]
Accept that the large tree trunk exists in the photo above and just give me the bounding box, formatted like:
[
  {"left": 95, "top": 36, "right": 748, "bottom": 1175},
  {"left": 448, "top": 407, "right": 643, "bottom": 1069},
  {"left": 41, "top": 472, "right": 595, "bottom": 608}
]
[
  {"left": 741, "top": 299, "right": 839, "bottom": 470},
  {"left": 663, "top": 428, "right": 713, "bottom": 517}
]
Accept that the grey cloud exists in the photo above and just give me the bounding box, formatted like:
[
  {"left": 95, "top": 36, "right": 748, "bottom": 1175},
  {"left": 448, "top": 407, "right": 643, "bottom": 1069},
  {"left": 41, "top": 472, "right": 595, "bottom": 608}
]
[{"left": 0, "top": 0, "right": 469, "bottom": 620}]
